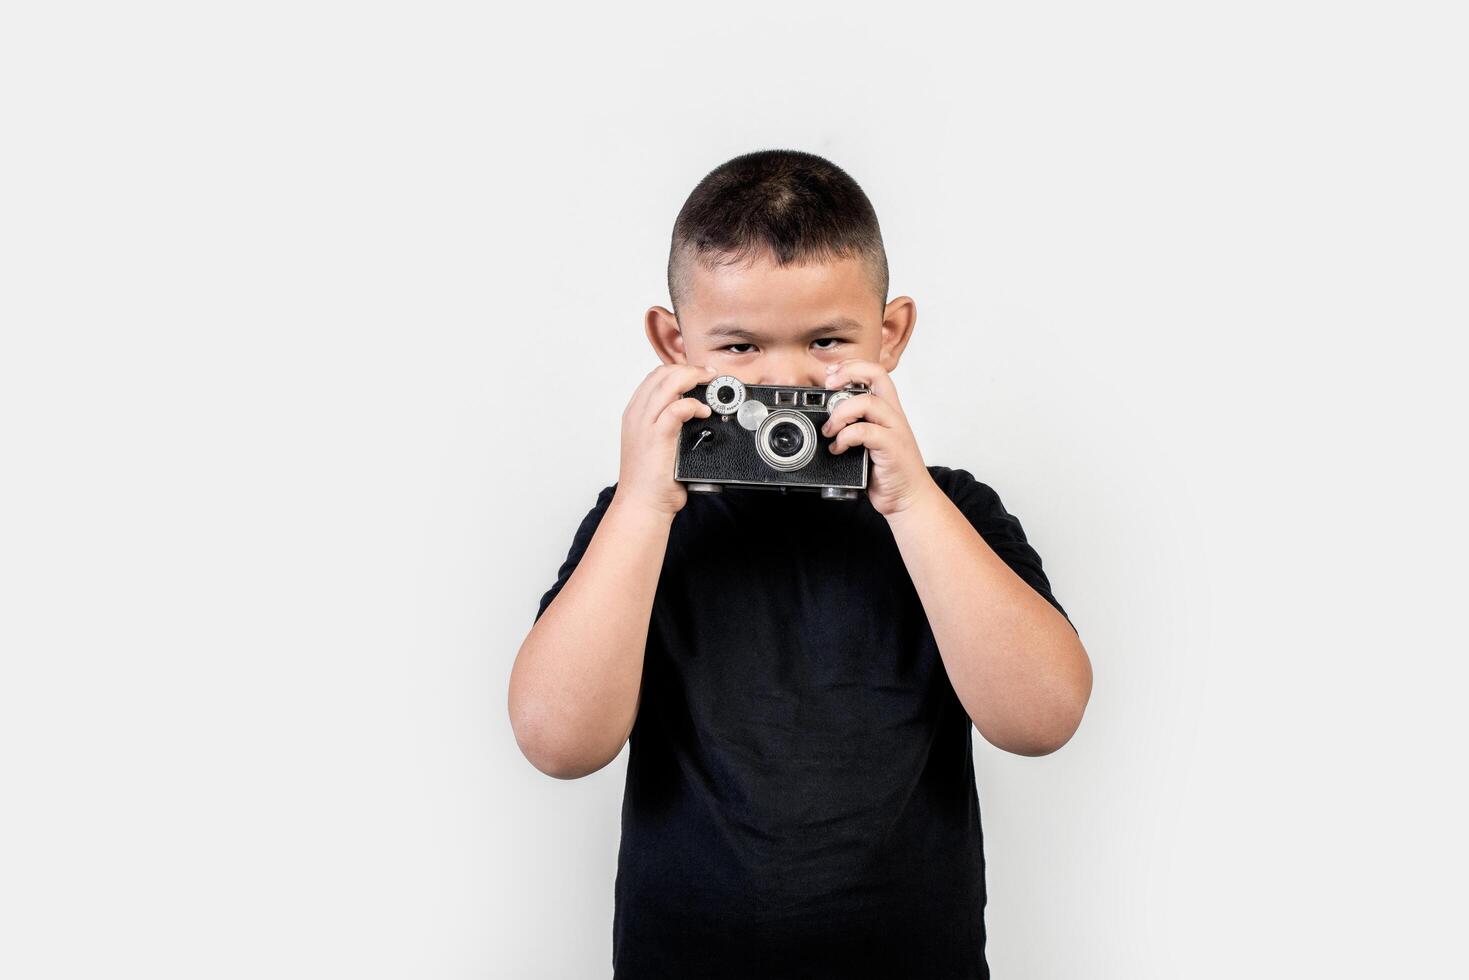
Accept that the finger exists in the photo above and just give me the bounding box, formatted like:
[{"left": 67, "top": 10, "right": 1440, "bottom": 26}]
[
  {"left": 643, "top": 363, "right": 721, "bottom": 427},
  {"left": 630, "top": 363, "right": 718, "bottom": 425},
  {"left": 825, "top": 359, "right": 903, "bottom": 411},
  {"left": 820, "top": 392, "right": 899, "bottom": 438},
  {"left": 828, "top": 420, "right": 888, "bottom": 455},
  {"left": 626, "top": 363, "right": 674, "bottom": 422},
  {"left": 825, "top": 359, "right": 899, "bottom": 406},
  {"left": 655, "top": 395, "right": 713, "bottom": 433}
]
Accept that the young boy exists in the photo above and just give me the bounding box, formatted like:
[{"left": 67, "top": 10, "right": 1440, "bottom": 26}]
[{"left": 509, "top": 149, "right": 1092, "bottom": 979}]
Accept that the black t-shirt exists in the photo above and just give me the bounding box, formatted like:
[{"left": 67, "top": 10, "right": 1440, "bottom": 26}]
[{"left": 533, "top": 465, "right": 1073, "bottom": 980}]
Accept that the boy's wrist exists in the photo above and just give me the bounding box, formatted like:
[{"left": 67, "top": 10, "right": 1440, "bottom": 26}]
[
  {"left": 606, "top": 495, "right": 678, "bottom": 532},
  {"left": 880, "top": 479, "right": 951, "bottom": 530}
]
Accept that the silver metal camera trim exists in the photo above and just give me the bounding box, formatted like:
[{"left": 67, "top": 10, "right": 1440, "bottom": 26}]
[
  {"left": 705, "top": 375, "right": 745, "bottom": 415},
  {"left": 736, "top": 399, "right": 768, "bottom": 431},
  {"left": 825, "top": 384, "right": 867, "bottom": 416},
  {"left": 756, "top": 409, "right": 818, "bottom": 471}
]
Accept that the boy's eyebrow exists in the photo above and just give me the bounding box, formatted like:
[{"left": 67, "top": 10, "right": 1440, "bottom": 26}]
[{"left": 705, "top": 317, "right": 863, "bottom": 341}]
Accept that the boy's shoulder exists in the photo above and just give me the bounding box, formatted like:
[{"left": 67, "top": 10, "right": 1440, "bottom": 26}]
[
  {"left": 927, "top": 463, "right": 1073, "bottom": 624},
  {"left": 925, "top": 463, "right": 1003, "bottom": 509},
  {"left": 925, "top": 463, "right": 1045, "bottom": 552},
  {"left": 926, "top": 463, "right": 983, "bottom": 490}
]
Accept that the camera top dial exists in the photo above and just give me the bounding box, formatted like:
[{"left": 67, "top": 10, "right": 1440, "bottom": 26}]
[
  {"left": 825, "top": 381, "right": 869, "bottom": 415},
  {"left": 704, "top": 375, "right": 746, "bottom": 415}
]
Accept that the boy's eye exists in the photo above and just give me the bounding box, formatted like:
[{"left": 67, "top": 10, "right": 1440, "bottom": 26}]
[{"left": 722, "top": 340, "right": 844, "bottom": 354}]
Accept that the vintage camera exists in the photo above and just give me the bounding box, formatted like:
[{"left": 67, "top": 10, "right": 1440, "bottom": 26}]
[{"left": 673, "top": 375, "right": 871, "bottom": 500}]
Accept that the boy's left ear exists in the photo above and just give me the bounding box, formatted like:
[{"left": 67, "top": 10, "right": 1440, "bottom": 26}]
[
  {"left": 879, "top": 295, "right": 917, "bottom": 371},
  {"left": 645, "top": 305, "right": 688, "bottom": 365}
]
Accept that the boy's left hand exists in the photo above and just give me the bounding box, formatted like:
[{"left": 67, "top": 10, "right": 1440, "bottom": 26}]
[{"left": 821, "top": 359, "right": 938, "bottom": 518}]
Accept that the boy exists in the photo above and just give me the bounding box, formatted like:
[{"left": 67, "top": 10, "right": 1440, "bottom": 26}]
[{"left": 509, "top": 149, "right": 1092, "bottom": 979}]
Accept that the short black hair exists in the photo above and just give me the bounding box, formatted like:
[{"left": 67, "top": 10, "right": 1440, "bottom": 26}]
[{"left": 667, "top": 149, "right": 889, "bottom": 316}]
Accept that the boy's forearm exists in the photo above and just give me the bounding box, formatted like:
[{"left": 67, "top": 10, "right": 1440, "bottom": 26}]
[
  {"left": 509, "top": 496, "right": 672, "bottom": 778},
  {"left": 885, "top": 482, "right": 1092, "bottom": 756}
]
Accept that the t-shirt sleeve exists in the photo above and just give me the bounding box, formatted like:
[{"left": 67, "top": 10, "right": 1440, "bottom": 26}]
[
  {"left": 934, "top": 466, "right": 1076, "bottom": 633},
  {"left": 533, "top": 483, "right": 618, "bottom": 624}
]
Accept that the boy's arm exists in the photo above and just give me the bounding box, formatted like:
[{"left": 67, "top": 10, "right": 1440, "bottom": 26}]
[
  {"left": 510, "top": 362, "right": 717, "bottom": 780},
  {"left": 508, "top": 494, "right": 673, "bottom": 779},
  {"left": 886, "top": 482, "right": 1093, "bottom": 757}
]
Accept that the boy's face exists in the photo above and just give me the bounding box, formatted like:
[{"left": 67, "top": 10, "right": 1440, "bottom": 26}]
[{"left": 646, "top": 251, "right": 916, "bottom": 388}]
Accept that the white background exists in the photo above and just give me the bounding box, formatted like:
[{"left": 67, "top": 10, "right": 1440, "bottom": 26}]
[{"left": 2, "top": 1, "right": 1464, "bottom": 977}]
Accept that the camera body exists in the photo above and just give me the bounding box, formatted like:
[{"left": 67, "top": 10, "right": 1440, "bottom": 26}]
[{"left": 674, "top": 375, "right": 870, "bottom": 501}]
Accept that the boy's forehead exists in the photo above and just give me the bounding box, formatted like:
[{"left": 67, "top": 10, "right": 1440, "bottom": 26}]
[{"left": 680, "top": 253, "right": 878, "bottom": 334}]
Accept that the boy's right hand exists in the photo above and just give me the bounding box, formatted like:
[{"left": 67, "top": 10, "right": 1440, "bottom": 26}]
[{"left": 618, "top": 362, "right": 720, "bottom": 519}]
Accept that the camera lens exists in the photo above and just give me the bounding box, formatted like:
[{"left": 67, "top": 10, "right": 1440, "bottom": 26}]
[
  {"left": 755, "top": 409, "right": 817, "bottom": 471},
  {"left": 768, "top": 421, "right": 803, "bottom": 457}
]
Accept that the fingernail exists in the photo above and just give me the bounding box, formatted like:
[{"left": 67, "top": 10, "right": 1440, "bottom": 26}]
[{"left": 826, "top": 364, "right": 838, "bottom": 373}]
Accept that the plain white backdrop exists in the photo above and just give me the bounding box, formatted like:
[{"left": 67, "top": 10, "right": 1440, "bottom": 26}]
[{"left": 2, "top": 1, "right": 1464, "bottom": 977}]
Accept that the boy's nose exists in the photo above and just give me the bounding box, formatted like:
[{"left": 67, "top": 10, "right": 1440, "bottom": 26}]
[{"left": 757, "top": 366, "right": 826, "bottom": 388}]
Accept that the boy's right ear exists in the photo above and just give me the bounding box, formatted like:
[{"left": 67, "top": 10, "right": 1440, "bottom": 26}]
[{"left": 645, "top": 305, "right": 687, "bottom": 365}]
